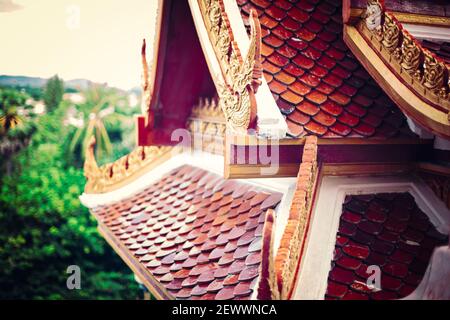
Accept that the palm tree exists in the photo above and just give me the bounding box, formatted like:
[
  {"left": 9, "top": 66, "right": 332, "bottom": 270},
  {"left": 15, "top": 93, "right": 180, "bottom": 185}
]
[
  {"left": 0, "top": 89, "right": 26, "bottom": 134},
  {"left": 0, "top": 88, "right": 36, "bottom": 173},
  {"left": 67, "top": 85, "right": 128, "bottom": 162}
]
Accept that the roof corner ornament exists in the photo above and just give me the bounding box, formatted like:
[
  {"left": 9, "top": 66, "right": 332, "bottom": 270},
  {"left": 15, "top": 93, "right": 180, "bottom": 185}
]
[
  {"left": 257, "top": 208, "right": 280, "bottom": 300},
  {"left": 363, "top": 0, "right": 383, "bottom": 31},
  {"left": 141, "top": 39, "right": 153, "bottom": 126},
  {"left": 83, "top": 136, "right": 101, "bottom": 192},
  {"left": 199, "top": 0, "right": 262, "bottom": 133},
  {"left": 83, "top": 141, "right": 172, "bottom": 194}
]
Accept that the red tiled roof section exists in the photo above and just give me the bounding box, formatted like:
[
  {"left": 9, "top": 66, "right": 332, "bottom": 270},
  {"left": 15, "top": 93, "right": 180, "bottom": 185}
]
[
  {"left": 275, "top": 136, "right": 318, "bottom": 299},
  {"left": 417, "top": 170, "right": 450, "bottom": 210},
  {"left": 326, "top": 193, "right": 448, "bottom": 300},
  {"left": 421, "top": 40, "right": 450, "bottom": 64},
  {"left": 91, "top": 165, "right": 283, "bottom": 300},
  {"left": 236, "top": 0, "right": 414, "bottom": 138}
]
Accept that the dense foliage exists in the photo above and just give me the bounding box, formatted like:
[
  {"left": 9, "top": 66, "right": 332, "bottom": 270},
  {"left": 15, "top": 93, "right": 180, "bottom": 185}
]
[{"left": 0, "top": 85, "right": 141, "bottom": 299}]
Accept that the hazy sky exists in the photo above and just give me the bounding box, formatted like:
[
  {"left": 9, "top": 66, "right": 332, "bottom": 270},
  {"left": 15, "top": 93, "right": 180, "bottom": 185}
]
[{"left": 0, "top": 0, "right": 158, "bottom": 90}]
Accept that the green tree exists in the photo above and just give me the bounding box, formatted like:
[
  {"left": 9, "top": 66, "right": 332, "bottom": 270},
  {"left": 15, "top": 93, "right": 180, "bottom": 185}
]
[
  {"left": 67, "top": 85, "right": 130, "bottom": 165},
  {"left": 43, "top": 75, "right": 64, "bottom": 112}
]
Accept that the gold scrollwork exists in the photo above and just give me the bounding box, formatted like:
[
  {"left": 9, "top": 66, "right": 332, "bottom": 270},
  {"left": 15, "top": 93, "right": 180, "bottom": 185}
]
[
  {"left": 381, "top": 14, "right": 400, "bottom": 54},
  {"left": 199, "top": 0, "right": 262, "bottom": 132},
  {"left": 84, "top": 136, "right": 171, "bottom": 193},
  {"left": 423, "top": 51, "right": 445, "bottom": 92},
  {"left": 141, "top": 39, "right": 152, "bottom": 120},
  {"left": 400, "top": 34, "right": 421, "bottom": 76}
]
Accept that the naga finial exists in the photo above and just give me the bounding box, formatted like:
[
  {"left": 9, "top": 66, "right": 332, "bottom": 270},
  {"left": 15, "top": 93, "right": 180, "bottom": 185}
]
[
  {"left": 141, "top": 39, "right": 151, "bottom": 117},
  {"left": 364, "top": 0, "right": 383, "bottom": 31}
]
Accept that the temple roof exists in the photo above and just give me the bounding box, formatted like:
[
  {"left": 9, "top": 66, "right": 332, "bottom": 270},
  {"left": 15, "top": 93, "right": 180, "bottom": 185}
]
[
  {"left": 89, "top": 164, "right": 282, "bottom": 300},
  {"left": 326, "top": 192, "right": 448, "bottom": 300},
  {"left": 236, "top": 0, "right": 414, "bottom": 138},
  {"left": 79, "top": 0, "right": 450, "bottom": 301}
]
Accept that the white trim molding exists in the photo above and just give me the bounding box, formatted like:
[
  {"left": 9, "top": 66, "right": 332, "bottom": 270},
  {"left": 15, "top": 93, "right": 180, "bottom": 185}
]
[
  {"left": 434, "top": 136, "right": 450, "bottom": 151},
  {"left": 294, "top": 175, "right": 450, "bottom": 300},
  {"left": 406, "top": 116, "right": 450, "bottom": 151},
  {"left": 406, "top": 116, "right": 434, "bottom": 139},
  {"left": 402, "top": 23, "right": 450, "bottom": 42}
]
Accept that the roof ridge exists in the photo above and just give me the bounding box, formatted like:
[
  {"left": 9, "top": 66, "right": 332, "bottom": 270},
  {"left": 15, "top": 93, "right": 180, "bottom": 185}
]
[
  {"left": 275, "top": 135, "right": 318, "bottom": 299},
  {"left": 84, "top": 136, "right": 172, "bottom": 194}
]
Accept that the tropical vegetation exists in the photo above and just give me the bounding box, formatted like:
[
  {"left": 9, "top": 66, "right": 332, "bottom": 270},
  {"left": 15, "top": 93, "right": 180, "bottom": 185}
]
[{"left": 0, "top": 76, "right": 141, "bottom": 299}]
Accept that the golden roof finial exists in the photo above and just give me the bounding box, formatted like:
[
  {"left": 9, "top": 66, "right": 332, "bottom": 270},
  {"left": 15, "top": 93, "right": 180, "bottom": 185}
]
[
  {"left": 141, "top": 39, "right": 152, "bottom": 118},
  {"left": 84, "top": 136, "right": 100, "bottom": 191}
]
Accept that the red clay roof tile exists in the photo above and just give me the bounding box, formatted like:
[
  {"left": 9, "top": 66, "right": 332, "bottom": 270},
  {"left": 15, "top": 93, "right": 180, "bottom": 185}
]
[
  {"left": 274, "top": 71, "right": 296, "bottom": 85},
  {"left": 263, "top": 34, "right": 284, "bottom": 48},
  {"left": 284, "top": 63, "right": 305, "bottom": 78},
  {"left": 266, "top": 4, "right": 286, "bottom": 21},
  {"left": 287, "top": 6, "right": 309, "bottom": 23},
  {"left": 251, "top": 0, "right": 270, "bottom": 9},
  {"left": 288, "top": 110, "right": 309, "bottom": 125},
  {"left": 281, "top": 90, "right": 303, "bottom": 105},
  {"left": 272, "top": 25, "right": 293, "bottom": 40},
  {"left": 306, "top": 91, "right": 327, "bottom": 105},
  {"left": 313, "top": 110, "right": 337, "bottom": 127},
  {"left": 259, "top": 14, "right": 278, "bottom": 29},
  {"left": 281, "top": 16, "right": 301, "bottom": 31},
  {"left": 297, "top": 100, "right": 319, "bottom": 116},
  {"left": 292, "top": 54, "right": 315, "bottom": 70},
  {"left": 304, "top": 120, "right": 327, "bottom": 136},
  {"left": 268, "top": 79, "right": 287, "bottom": 94}
]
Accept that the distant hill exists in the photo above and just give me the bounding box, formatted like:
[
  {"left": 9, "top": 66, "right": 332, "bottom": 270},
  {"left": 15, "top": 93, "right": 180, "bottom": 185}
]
[
  {"left": 65, "top": 78, "right": 94, "bottom": 91},
  {"left": 0, "top": 75, "right": 136, "bottom": 93},
  {"left": 0, "top": 75, "right": 47, "bottom": 88}
]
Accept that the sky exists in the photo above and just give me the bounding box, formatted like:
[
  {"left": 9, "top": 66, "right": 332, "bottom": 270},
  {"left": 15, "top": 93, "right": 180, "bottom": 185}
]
[{"left": 0, "top": 0, "right": 158, "bottom": 90}]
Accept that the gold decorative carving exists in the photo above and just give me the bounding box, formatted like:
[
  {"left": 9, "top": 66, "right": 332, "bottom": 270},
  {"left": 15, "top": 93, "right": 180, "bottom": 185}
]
[
  {"left": 84, "top": 136, "right": 171, "bottom": 193},
  {"left": 381, "top": 14, "right": 400, "bottom": 54},
  {"left": 423, "top": 51, "right": 445, "bottom": 92},
  {"left": 186, "top": 97, "right": 226, "bottom": 155},
  {"left": 400, "top": 34, "right": 421, "bottom": 76},
  {"left": 358, "top": 0, "right": 450, "bottom": 112},
  {"left": 198, "top": 0, "right": 262, "bottom": 132},
  {"left": 141, "top": 39, "right": 152, "bottom": 120},
  {"left": 275, "top": 136, "right": 318, "bottom": 299},
  {"left": 190, "top": 97, "right": 224, "bottom": 119}
]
